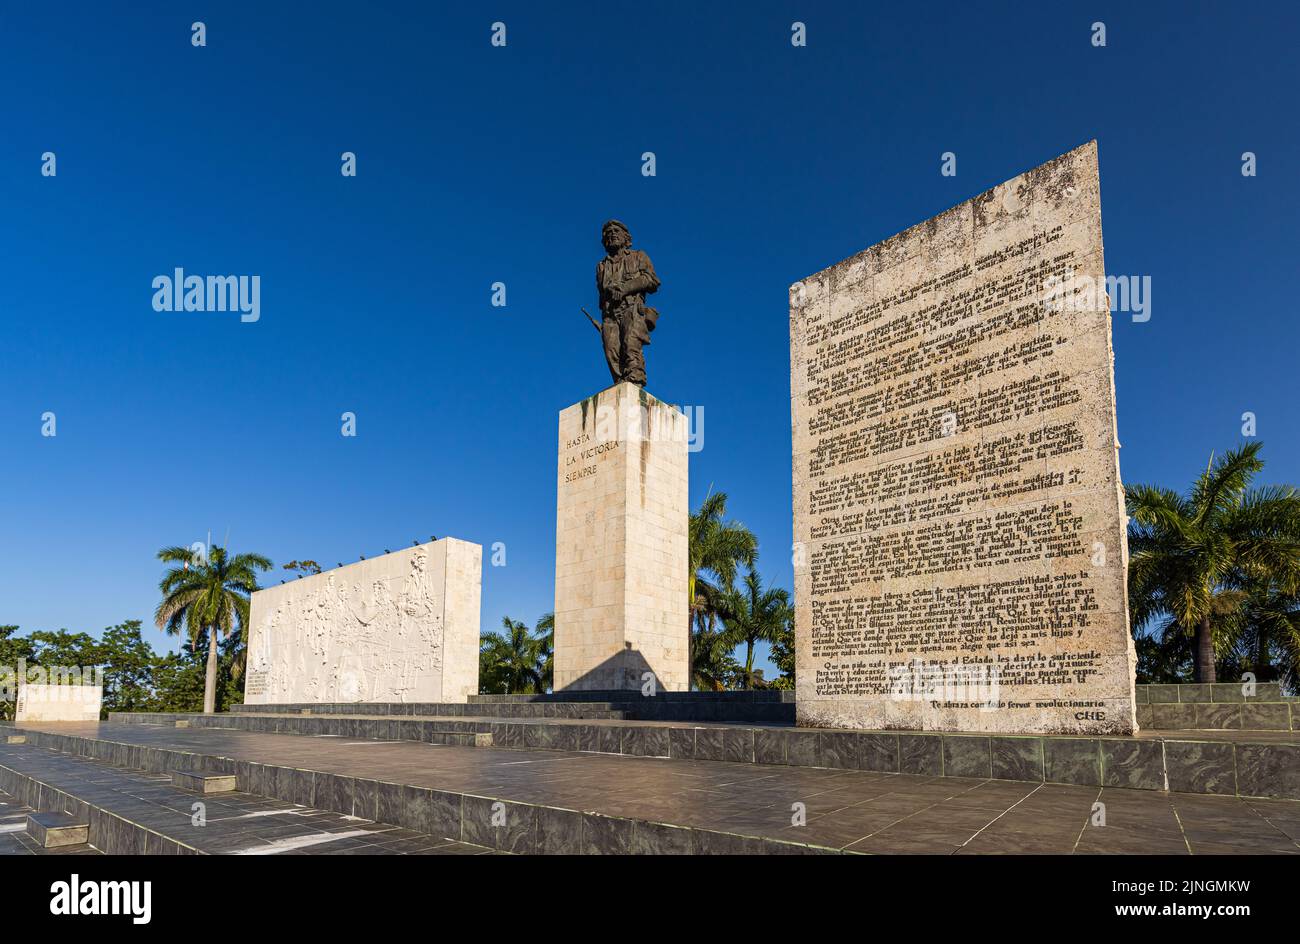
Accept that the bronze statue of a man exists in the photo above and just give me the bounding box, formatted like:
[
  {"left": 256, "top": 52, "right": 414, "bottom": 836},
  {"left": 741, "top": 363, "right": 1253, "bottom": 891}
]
[{"left": 596, "top": 219, "right": 660, "bottom": 387}]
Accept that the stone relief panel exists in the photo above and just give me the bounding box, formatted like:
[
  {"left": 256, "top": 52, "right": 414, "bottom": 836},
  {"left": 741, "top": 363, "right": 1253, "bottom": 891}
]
[{"left": 246, "top": 540, "right": 478, "bottom": 704}]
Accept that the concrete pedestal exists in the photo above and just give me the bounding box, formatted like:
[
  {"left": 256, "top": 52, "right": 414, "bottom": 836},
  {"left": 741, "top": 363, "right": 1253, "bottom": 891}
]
[{"left": 554, "top": 383, "right": 689, "bottom": 691}]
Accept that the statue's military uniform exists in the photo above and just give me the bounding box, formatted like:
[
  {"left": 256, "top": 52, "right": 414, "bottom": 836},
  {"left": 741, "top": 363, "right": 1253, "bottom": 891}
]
[{"left": 597, "top": 244, "right": 660, "bottom": 386}]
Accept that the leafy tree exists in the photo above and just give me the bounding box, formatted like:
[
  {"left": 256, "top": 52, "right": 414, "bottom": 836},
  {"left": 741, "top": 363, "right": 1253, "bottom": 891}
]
[
  {"left": 153, "top": 647, "right": 207, "bottom": 712},
  {"left": 154, "top": 544, "right": 271, "bottom": 713},
  {"left": 534, "top": 613, "right": 554, "bottom": 692},
  {"left": 25, "top": 629, "right": 105, "bottom": 684},
  {"left": 720, "top": 568, "right": 792, "bottom": 689},
  {"left": 1128, "top": 443, "right": 1300, "bottom": 682},
  {"left": 283, "top": 560, "right": 323, "bottom": 576},
  {"left": 479, "top": 616, "right": 548, "bottom": 694},
  {"left": 690, "top": 610, "right": 740, "bottom": 691},
  {"left": 0, "top": 625, "right": 36, "bottom": 721},
  {"left": 768, "top": 609, "right": 796, "bottom": 689},
  {"left": 99, "top": 620, "right": 161, "bottom": 713},
  {"left": 687, "top": 491, "right": 756, "bottom": 689}
]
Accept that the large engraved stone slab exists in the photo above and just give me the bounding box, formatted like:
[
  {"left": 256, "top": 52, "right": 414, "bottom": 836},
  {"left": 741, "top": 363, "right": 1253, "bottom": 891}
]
[
  {"left": 245, "top": 538, "right": 481, "bottom": 704},
  {"left": 789, "top": 142, "right": 1136, "bottom": 734},
  {"left": 554, "top": 382, "right": 689, "bottom": 691}
]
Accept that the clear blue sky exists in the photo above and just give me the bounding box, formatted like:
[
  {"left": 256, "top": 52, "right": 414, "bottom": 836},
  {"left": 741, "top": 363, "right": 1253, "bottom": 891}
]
[{"left": 2, "top": 3, "right": 1297, "bottom": 679}]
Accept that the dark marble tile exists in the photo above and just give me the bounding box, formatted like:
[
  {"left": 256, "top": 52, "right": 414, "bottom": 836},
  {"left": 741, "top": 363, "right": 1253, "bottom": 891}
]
[
  {"left": 991, "top": 737, "right": 1043, "bottom": 782},
  {"left": 641, "top": 727, "right": 671, "bottom": 758},
  {"left": 723, "top": 727, "right": 755, "bottom": 763},
  {"left": 632, "top": 821, "right": 694, "bottom": 854},
  {"left": 581, "top": 813, "right": 635, "bottom": 854},
  {"left": 1179, "top": 684, "right": 1212, "bottom": 703},
  {"left": 1193, "top": 703, "right": 1240, "bottom": 730},
  {"left": 461, "top": 796, "right": 535, "bottom": 853},
  {"left": 818, "top": 733, "right": 860, "bottom": 770},
  {"left": 260, "top": 764, "right": 283, "bottom": 800},
  {"left": 692, "top": 829, "right": 764, "bottom": 854},
  {"left": 1241, "top": 703, "right": 1291, "bottom": 731},
  {"left": 1235, "top": 743, "right": 1300, "bottom": 800},
  {"left": 1164, "top": 741, "right": 1237, "bottom": 795},
  {"left": 786, "top": 731, "right": 819, "bottom": 767},
  {"left": 762, "top": 837, "right": 842, "bottom": 854},
  {"left": 1146, "top": 685, "right": 1180, "bottom": 704},
  {"left": 694, "top": 727, "right": 724, "bottom": 762},
  {"left": 899, "top": 735, "right": 942, "bottom": 776},
  {"left": 1133, "top": 686, "right": 1150, "bottom": 705},
  {"left": 407, "top": 787, "right": 461, "bottom": 840},
  {"left": 1210, "top": 683, "right": 1246, "bottom": 704},
  {"left": 573, "top": 724, "right": 600, "bottom": 753},
  {"left": 244, "top": 762, "right": 265, "bottom": 795},
  {"left": 1136, "top": 705, "right": 1153, "bottom": 728},
  {"left": 536, "top": 806, "right": 582, "bottom": 854},
  {"left": 323, "top": 773, "right": 355, "bottom": 817},
  {"left": 1044, "top": 739, "right": 1101, "bottom": 786},
  {"left": 753, "top": 729, "right": 787, "bottom": 766},
  {"left": 595, "top": 725, "right": 622, "bottom": 755},
  {"left": 858, "top": 733, "right": 899, "bottom": 773},
  {"left": 668, "top": 727, "right": 695, "bottom": 760},
  {"left": 1151, "top": 703, "right": 1196, "bottom": 729},
  {"left": 381, "top": 782, "right": 425, "bottom": 832},
  {"left": 288, "top": 768, "right": 315, "bottom": 806},
  {"left": 545, "top": 725, "right": 579, "bottom": 752},
  {"left": 943, "top": 736, "right": 991, "bottom": 779},
  {"left": 351, "top": 778, "right": 379, "bottom": 820},
  {"left": 1100, "top": 739, "right": 1165, "bottom": 791}
]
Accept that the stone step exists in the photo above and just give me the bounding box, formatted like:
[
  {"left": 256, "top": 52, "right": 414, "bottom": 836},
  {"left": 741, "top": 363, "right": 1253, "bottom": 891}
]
[
  {"left": 467, "top": 690, "right": 796, "bottom": 704},
  {"left": 10, "top": 722, "right": 1298, "bottom": 854},
  {"left": 26, "top": 810, "right": 89, "bottom": 848},
  {"left": 224, "top": 698, "right": 794, "bottom": 724},
  {"left": 98, "top": 709, "right": 1300, "bottom": 800},
  {"left": 111, "top": 713, "right": 494, "bottom": 749},
  {"left": 1138, "top": 701, "right": 1295, "bottom": 731},
  {"left": 0, "top": 788, "right": 101, "bottom": 856},
  {"left": 5, "top": 735, "right": 27, "bottom": 745},
  {"left": 171, "top": 770, "right": 237, "bottom": 793},
  {"left": 4, "top": 726, "right": 841, "bottom": 854},
  {"left": 1136, "top": 682, "right": 1294, "bottom": 704},
  {"left": 230, "top": 702, "right": 630, "bottom": 720},
  {"left": 0, "top": 739, "right": 494, "bottom": 855}
]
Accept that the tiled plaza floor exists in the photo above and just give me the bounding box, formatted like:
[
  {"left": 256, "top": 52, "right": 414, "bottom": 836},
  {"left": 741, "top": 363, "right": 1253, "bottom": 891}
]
[
  {"left": 0, "top": 744, "right": 495, "bottom": 855},
  {"left": 11, "top": 722, "right": 1300, "bottom": 853}
]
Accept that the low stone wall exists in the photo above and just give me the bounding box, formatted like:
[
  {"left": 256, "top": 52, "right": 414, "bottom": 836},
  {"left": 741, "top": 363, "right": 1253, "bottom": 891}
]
[{"left": 103, "top": 711, "right": 1300, "bottom": 799}]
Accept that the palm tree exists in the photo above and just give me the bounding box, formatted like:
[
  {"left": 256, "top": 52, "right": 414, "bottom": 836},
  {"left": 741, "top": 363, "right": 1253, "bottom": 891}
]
[
  {"left": 687, "top": 491, "right": 757, "bottom": 688},
  {"left": 1222, "top": 581, "right": 1300, "bottom": 686},
  {"left": 480, "top": 617, "right": 547, "bottom": 694},
  {"left": 1127, "top": 442, "right": 1300, "bottom": 682},
  {"left": 720, "top": 568, "right": 792, "bottom": 689},
  {"left": 154, "top": 544, "right": 271, "bottom": 713},
  {"left": 1136, "top": 588, "right": 1246, "bottom": 683},
  {"left": 690, "top": 610, "right": 741, "bottom": 691},
  {"left": 535, "top": 612, "right": 554, "bottom": 692}
]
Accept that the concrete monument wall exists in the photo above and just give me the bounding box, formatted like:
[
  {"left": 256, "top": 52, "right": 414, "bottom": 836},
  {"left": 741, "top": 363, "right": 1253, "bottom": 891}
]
[
  {"left": 554, "top": 382, "right": 689, "bottom": 691},
  {"left": 15, "top": 684, "right": 103, "bottom": 722},
  {"left": 245, "top": 538, "right": 481, "bottom": 704},
  {"left": 789, "top": 141, "right": 1137, "bottom": 734}
]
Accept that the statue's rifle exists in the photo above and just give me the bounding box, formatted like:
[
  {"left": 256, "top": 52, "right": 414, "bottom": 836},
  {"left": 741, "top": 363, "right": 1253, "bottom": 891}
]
[{"left": 580, "top": 307, "right": 601, "bottom": 333}]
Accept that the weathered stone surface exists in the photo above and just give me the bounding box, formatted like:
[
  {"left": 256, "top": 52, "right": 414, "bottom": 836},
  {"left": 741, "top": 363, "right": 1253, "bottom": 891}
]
[
  {"left": 789, "top": 142, "right": 1136, "bottom": 734},
  {"left": 15, "top": 684, "right": 102, "bottom": 722},
  {"left": 554, "top": 382, "right": 689, "bottom": 691},
  {"left": 245, "top": 539, "right": 481, "bottom": 704}
]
